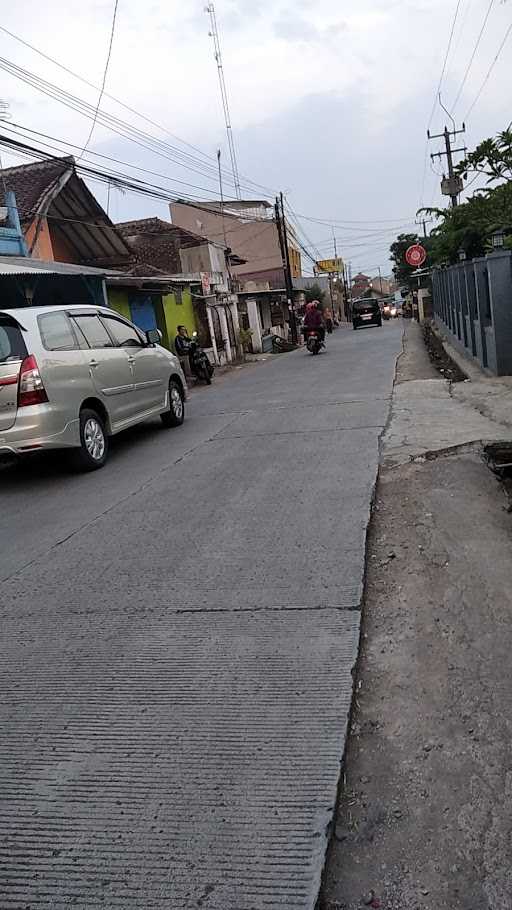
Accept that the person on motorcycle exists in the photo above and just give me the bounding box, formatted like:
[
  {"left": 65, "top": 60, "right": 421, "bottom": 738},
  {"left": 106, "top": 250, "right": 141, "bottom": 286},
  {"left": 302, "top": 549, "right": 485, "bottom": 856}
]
[
  {"left": 303, "top": 301, "right": 325, "bottom": 342},
  {"left": 174, "top": 325, "right": 191, "bottom": 357},
  {"left": 174, "top": 325, "right": 194, "bottom": 378}
]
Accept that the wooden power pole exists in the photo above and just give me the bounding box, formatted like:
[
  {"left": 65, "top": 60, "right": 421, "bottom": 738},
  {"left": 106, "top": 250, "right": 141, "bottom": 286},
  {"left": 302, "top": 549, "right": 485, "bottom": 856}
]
[{"left": 275, "top": 193, "right": 298, "bottom": 344}]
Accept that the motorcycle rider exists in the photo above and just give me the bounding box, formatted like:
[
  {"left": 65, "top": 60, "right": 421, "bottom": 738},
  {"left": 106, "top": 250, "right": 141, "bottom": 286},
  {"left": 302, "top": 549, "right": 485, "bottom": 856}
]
[
  {"left": 303, "top": 301, "right": 325, "bottom": 343},
  {"left": 174, "top": 325, "right": 194, "bottom": 378},
  {"left": 174, "top": 324, "right": 191, "bottom": 357},
  {"left": 175, "top": 324, "right": 213, "bottom": 383}
]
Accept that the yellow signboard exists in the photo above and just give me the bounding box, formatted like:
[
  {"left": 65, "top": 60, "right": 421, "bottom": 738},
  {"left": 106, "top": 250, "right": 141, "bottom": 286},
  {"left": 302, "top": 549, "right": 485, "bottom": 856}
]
[{"left": 316, "top": 258, "right": 344, "bottom": 274}]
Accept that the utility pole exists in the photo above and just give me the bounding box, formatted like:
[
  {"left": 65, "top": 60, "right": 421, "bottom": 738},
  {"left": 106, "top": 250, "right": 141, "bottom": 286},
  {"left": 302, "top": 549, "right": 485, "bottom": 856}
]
[
  {"left": 331, "top": 227, "right": 339, "bottom": 320},
  {"left": 341, "top": 264, "right": 350, "bottom": 320},
  {"left": 217, "top": 147, "right": 234, "bottom": 296},
  {"left": 347, "top": 261, "right": 353, "bottom": 319},
  {"left": 428, "top": 124, "right": 466, "bottom": 208},
  {"left": 275, "top": 193, "right": 298, "bottom": 344},
  {"left": 415, "top": 216, "right": 432, "bottom": 238},
  {"left": 378, "top": 265, "right": 383, "bottom": 294}
]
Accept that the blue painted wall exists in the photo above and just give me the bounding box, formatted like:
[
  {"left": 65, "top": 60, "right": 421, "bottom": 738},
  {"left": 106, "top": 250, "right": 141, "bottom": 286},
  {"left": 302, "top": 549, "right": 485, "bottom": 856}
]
[{"left": 0, "top": 191, "right": 28, "bottom": 257}]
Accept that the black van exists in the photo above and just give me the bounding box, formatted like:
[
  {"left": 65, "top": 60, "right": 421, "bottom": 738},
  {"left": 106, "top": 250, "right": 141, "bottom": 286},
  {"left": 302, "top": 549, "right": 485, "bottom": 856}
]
[{"left": 352, "top": 298, "right": 382, "bottom": 330}]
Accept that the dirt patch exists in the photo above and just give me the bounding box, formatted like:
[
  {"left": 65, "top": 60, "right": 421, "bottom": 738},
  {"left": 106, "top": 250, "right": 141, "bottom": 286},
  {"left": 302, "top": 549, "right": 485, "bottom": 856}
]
[
  {"left": 422, "top": 322, "right": 466, "bottom": 383},
  {"left": 320, "top": 453, "right": 512, "bottom": 910},
  {"left": 484, "top": 442, "right": 512, "bottom": 511}
]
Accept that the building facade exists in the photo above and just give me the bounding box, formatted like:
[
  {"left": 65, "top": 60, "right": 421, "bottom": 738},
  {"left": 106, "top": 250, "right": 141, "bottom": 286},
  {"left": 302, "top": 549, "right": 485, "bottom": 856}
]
[
  {"left": 169, "top": 199, "right": 302, "bottom": 292},
  {"left": 116, "top": 217, "right": 240, "bottom": 364}
]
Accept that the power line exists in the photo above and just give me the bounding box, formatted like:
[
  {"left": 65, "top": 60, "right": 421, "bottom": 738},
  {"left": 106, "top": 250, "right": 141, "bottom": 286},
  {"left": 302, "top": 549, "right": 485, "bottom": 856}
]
[
  {"left": 0, "top": 24, "right": 277, "bottom": 199},
  {"left": 464, "top": 21, "right": 512, "bottom": 119},
  {"left": 287, "top": 211, "right": 415, "bottom": 227},
  {"left": 0, "top": 55, "right": 231, "bottom": 188},
  {"left": 2, "top": 120, "right": 244, "bottom": 198},
  {"left": 419, "top": 0, "right": 464, "bottom": 208},
  {"left": 296, "top": 224, "right": 417, "bottom": 252},
  {"left": 451, "top": 0, "right": 495, "bottom": 112},
  {"left": 0, "top": 53, "right": 273, "bottom": 200},
  {"left": 0, "top": 132, "right": 278, "bottom": 237},
  {"left": 0, "top": 131, "right": 237, "bottom": 212},
  {"left": 77, "top": 0, "right": 119, "bottom": 160},
  {"left": 428, "top": 0, "right": 465, "bottom": 131},
  {"left": 283, "top": 200, "right": 321, "bottom": 263}
]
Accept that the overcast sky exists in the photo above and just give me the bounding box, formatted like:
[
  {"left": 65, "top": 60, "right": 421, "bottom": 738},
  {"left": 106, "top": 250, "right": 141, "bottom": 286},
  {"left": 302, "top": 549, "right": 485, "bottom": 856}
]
[{"left": 1, "top": 0, "right": 511, "bottom": 275}]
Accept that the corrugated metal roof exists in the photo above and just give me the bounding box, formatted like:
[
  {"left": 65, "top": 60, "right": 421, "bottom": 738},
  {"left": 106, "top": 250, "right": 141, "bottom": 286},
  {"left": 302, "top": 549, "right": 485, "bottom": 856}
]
[{"left": 0, "top": 257, "right": 120, "bottom": 277}]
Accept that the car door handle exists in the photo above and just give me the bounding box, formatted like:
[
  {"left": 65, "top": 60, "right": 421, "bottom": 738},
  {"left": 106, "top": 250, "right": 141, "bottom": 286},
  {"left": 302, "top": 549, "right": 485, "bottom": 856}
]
[
  {"left": 127, "top": 356, "right": 135, "bottom": 363},
  {"left": 89, "top": 359, "right": 98, "bottom": 367}
]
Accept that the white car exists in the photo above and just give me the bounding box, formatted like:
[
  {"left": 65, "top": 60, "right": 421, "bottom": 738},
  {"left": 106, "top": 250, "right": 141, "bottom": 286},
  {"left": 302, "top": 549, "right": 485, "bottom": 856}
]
[{"left": 0, "top": 304, "right": 187, "bottom": 471}]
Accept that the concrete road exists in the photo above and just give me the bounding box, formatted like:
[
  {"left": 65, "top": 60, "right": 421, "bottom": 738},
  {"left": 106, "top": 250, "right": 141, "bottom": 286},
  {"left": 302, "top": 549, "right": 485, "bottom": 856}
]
[{"left": 0, "top": 322, "right": 402, "bottom": 909}]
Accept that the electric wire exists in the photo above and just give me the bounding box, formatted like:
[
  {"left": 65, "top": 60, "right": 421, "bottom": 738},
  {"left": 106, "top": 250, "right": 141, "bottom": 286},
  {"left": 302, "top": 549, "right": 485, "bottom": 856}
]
[
  {"left": 463, "top": 21, "right": 512, "bottom": 119},
  {"left": 76, "top": 0, "right": 119, "bottom": 160},
  {"left": 0, "top": 54, "right": 256, "bottom": 195},
  {"left": 450, "top": 0, "right": 495, "bottom": 113},
  {"left": 0, "top": 25, "right": 278, "bottom": 198},
  {"left": 419, "top": 0, "right": 464, "bottom": 208}
]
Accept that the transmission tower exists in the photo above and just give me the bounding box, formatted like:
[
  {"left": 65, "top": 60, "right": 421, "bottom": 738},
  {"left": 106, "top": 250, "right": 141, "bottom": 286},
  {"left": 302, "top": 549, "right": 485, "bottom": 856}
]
[{"left": 205, "top": 2, "right": 242, "bottom": 200}]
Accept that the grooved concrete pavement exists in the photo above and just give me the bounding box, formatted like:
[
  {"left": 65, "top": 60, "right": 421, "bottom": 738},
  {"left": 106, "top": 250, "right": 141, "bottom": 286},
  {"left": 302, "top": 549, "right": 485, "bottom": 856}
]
[{"left": 0, "top": 322, "right": 402, "bottom": 909}]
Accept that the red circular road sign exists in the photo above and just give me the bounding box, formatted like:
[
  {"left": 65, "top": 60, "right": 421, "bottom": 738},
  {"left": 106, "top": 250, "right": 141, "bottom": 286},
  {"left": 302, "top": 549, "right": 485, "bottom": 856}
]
[{"left": 405, "top": 244, "right": 427, "bottom": 268}]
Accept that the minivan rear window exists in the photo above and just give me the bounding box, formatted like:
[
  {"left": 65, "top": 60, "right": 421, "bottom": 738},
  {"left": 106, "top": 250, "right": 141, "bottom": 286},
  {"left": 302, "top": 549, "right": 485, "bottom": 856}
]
[
  {"left": 354, "top": 301, "right": 378, "bottom": 311},
  {"left": 0, "top": 317, "right": 28, "bottom": 363},
  {"left": 39, "top": 312, "right": 78, "bottom": 351}
]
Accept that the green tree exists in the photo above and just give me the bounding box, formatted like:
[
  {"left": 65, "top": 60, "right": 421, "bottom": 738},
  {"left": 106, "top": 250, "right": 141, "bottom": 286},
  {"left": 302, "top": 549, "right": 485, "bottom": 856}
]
[
  {"left": 419, "top": 181, "right": 512, "bottom": 264},
  {"left": 304, "top": 282, "right": 326, "bottom": 304},
  {"left": 456, "top": 129, "right": 512, "bottom": 184}
]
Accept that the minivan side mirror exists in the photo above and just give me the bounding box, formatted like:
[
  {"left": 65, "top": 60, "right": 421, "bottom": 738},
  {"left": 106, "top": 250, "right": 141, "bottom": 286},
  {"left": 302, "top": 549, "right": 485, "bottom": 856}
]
[{"left": 146, "top": 329, "right": 162, "bottom": 345}]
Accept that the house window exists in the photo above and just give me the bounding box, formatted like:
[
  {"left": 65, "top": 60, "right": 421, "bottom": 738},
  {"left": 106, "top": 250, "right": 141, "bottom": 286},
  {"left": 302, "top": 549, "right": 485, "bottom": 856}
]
[{"left": 174, "top": 287, "right": 183, "bottom": 305}]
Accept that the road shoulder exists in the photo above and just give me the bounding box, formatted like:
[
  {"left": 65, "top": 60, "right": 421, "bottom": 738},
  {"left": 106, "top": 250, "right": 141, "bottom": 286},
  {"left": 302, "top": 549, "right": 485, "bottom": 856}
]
[{"left": 322, "top": 320, "right": 512, "bottom": 910}]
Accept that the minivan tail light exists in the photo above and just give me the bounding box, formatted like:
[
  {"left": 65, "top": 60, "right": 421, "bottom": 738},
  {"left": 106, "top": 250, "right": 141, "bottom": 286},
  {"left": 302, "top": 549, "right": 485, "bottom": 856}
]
[{"left": 18, "top": 355, "right": 48, "bottom": 407}]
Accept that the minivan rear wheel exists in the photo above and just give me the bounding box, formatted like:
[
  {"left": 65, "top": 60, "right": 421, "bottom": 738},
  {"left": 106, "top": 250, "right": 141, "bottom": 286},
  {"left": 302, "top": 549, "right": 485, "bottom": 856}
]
[{"left": 71, "top": 408, "right": 109, "bottom": 471}]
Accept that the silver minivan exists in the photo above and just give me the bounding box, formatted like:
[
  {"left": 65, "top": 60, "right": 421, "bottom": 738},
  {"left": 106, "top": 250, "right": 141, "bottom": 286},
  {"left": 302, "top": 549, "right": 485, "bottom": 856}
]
[{"left": 0, "top": 304, "right": 187, "bottom": 470}]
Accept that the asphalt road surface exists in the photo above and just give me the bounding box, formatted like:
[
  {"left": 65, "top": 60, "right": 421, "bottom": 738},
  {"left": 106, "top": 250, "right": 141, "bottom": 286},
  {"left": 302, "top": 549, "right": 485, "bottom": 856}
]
[{"left": 1, "top": 321, "right": 402, "bottom": 909}]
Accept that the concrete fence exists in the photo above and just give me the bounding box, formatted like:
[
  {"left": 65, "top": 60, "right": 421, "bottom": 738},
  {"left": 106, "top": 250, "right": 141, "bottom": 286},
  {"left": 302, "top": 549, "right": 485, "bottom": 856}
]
[{"left": 432, "top": 250, "right": 512, "bottom": 376}]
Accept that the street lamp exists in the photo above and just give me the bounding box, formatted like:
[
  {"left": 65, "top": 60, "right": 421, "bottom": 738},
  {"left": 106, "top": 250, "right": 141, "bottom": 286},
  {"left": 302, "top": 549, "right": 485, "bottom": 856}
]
[
  {"left": 491, "top": 228, "right": 506, "bottom": 249},
  {"left": 458, "top": 248, "right": 466, "bottom": 261}
]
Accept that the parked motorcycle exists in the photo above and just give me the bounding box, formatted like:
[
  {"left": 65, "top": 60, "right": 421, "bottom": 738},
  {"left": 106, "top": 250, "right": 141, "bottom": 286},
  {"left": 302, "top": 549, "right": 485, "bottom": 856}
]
[
  {"left": 189, "top": 332, "right": 214, "bottom": 384},
  {"left": 305, "top": 329, "right": 324, "bottom": 355}
]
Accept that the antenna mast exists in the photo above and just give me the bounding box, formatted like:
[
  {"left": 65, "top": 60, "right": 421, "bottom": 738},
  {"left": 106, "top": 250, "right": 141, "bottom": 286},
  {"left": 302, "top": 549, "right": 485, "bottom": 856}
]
[{"left": 206, "top": 3, "right": 242, "bottom": 200}]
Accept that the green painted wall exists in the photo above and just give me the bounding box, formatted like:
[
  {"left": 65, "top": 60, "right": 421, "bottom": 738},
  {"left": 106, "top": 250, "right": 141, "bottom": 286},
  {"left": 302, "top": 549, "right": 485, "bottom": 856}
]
[
  {"left": 107, "top": 288, "right": 131, "bottom": 320},
  {"left": 160, "top": 288, "right": 197, "bottom": 353},
  {"left": 106, "top": 286, "right": 197, "bottom": 353}
]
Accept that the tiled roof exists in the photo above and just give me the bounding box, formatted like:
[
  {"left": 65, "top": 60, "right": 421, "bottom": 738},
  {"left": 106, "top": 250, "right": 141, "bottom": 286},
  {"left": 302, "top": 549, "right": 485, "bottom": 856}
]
[
  {"left": 116, "top": 217, "right": 210, "bottom": 248},
  {"left": 116, "top": 218, "right": 216, "bottom": 274},
  {"left": 0, "top": 157, "right": 74, "bottom": 222}
]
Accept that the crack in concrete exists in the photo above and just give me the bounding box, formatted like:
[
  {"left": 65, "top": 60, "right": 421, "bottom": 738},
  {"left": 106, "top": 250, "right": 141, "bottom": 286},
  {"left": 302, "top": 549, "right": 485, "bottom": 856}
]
[
  {"left": 173, "top": 603, "right": 362, "bottom": 614},
  {"left": 217, "top": 425, "right": 385, "bottom": 441},
  {"left": 191, "top": 397, "right": 392, "bottom": 419}
]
